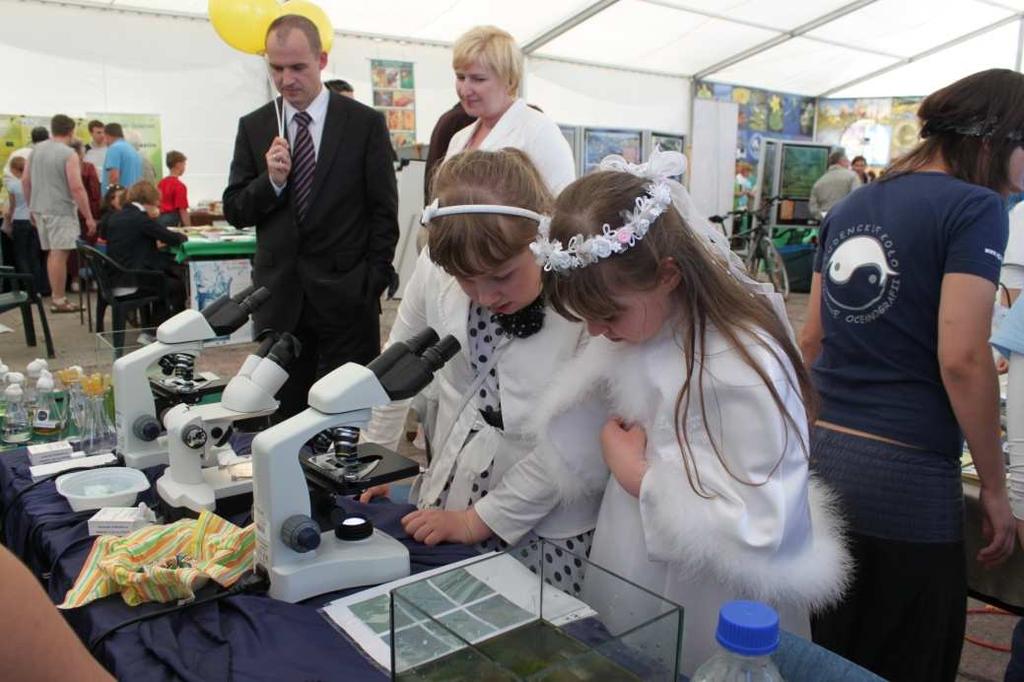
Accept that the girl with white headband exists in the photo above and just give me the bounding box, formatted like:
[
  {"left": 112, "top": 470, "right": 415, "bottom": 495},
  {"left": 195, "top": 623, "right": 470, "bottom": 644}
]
[
  {"left": 533, "top": 149, "right": 849, "bottom": 673},
  {"left": 360, "top": 149, "right": 601, "bottom": 588}
]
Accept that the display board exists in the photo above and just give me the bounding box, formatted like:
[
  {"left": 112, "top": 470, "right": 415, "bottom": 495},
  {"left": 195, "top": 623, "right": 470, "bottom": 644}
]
[
  {"left": 558, "top": 124, "right": 581, "bottom": 176},
  {"left": 371, "top": 60, "right": 416, "bottom": 150},
  {"left": 755, "top": 139, "right": 831, "bottom": 227},
  {"left": 815, "top": 97, "right": 923, "bottom": 170},
  {"left": 582, "top": 128, "right": 642, "bottom": 173}
]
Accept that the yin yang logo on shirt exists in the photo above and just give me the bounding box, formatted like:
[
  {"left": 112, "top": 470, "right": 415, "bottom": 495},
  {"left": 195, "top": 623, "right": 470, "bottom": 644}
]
[{"left": 823, "top": 234, "right": 900, "bottom": 314}]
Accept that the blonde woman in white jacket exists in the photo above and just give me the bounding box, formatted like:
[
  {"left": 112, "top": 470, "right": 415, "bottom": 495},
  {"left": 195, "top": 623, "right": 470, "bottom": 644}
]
[{"left": 438, "top": 25, "right": 575, "bottom": 197}]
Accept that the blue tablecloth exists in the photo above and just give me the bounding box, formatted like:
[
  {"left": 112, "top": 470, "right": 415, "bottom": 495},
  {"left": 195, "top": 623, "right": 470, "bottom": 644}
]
[{"left": 0, "top": 438, "right": 478, "bottom": 682}]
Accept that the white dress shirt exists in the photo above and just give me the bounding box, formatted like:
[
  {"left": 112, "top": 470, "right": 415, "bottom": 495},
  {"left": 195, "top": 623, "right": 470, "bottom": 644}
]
[{"left": 271, "top": 85, "right": 330, "bottom": 193}]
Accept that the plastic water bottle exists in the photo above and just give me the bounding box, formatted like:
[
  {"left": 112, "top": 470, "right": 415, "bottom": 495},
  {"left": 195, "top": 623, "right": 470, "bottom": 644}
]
[
  {"left": 691, "top": 601, "right": 785, "bottom": 682},
  {"left": 2, "top": 384, "right": 32, "bottom": 445}
]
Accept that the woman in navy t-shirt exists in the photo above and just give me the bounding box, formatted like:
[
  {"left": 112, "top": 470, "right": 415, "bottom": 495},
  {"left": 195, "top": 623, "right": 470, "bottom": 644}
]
[{"left": 800, "top": 69, "right": 1022, "bottom": 682}]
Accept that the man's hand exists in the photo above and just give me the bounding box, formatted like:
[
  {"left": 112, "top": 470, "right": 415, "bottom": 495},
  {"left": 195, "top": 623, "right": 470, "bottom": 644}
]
[
  {"left": 978, "top": 484, "right": 1016, "bottom": 567},
  {"left": 265, "top": 137, "right": 291, "bottom": 188},
  {"left": 401, "top": 507, "right": 492, "bottom": 546},
  {"left": 600, "top": 417, "right": 648, "bottom": 497},
  {"left": 85, "top": 216, "right": 96, "bottom": 237},
  {"left": 358, "top": 484, "right": 390, "bottom": 504}
]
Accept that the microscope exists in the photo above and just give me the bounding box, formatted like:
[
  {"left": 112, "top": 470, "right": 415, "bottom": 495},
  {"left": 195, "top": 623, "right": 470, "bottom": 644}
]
[
  {"left": 156, "top": 332, "right": 300, "bottom": 519},
  {"left": 251, "top": 328, "right": 460, "bottom": 603},
  {"left": 113, "top": 286, "right": 270, "bottom": 469}
]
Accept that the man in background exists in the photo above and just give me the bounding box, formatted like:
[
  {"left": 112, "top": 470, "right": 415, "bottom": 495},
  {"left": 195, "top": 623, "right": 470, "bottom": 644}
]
[
  {"left": 83, "top": 119, "right": 106, "bottom": 170},
  {"left": 325, "top": 79, "right": 354, "bottom": 98},
  {"left": 101, "top": 122, "right": 142, "bottom": 194},
  {"left": 22, "top": 114, "right": 96, "bottom": 312},
  {"left": 809, "top": 148, "right": 861, "bottom": 220}
]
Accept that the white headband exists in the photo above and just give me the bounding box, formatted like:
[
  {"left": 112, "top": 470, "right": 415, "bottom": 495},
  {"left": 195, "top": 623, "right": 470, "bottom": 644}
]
[
  {"left": 529, "top": 149, "right": 687, "bottom": 273},
  {"left": 420, "top": 199, "right": 545, "bottom": 226}
]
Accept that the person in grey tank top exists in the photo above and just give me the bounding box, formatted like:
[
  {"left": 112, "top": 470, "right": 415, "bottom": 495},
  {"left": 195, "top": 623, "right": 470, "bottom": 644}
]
[{"left": 22, "top": 114, "right": 96, "bottom": 313}]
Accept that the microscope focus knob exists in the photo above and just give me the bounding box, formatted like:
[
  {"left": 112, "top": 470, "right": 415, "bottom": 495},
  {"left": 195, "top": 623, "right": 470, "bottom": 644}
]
[
  {"left": 281, "top": 515, "right": 321, "bottom": 553},
  {"left": 132, "top": 415, "right": 161, "bottom": 442}
]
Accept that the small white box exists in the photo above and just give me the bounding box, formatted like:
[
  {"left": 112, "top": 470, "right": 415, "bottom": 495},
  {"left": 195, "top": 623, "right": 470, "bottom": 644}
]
[
  {"left": 88, "top": 505, "right": 156, "bottom": 536},
  {"left": 26, "top": 441, "right": 74, "bottom": 466},
  {"left": 29, "top": 452, "right": 117, "bottom": 482}
]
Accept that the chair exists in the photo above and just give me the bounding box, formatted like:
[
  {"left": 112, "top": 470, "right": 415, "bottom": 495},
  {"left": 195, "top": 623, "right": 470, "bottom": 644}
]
[
  {"left": 0, "top": 266, "right": 55, "bottom": 358},
  {"left": 77, "top": 244, "right": 167, "bottom": 355},
  {"left": 75, "top": 240, "right": 98, "bottom": 331}
]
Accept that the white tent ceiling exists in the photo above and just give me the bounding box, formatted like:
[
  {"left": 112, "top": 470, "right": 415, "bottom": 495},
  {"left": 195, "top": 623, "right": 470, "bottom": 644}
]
[{"left": 33, "top": 0, "right": 1024, "bottom": 97}]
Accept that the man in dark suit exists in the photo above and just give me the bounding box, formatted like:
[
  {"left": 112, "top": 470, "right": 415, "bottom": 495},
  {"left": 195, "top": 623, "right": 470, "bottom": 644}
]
[{"left": 224, "top": 14, "right": 399, "bottom": 418}]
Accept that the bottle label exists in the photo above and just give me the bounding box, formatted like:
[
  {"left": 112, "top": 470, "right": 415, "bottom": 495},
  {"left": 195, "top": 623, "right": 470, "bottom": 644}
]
[{"left": 33, "top": 409, "right": 57, "bottom": 429}]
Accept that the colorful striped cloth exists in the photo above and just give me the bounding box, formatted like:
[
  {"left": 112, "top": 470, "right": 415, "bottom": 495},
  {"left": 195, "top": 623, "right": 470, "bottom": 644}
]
[{"left": 60, "top": 511, "right": 254, "bottom": 608}]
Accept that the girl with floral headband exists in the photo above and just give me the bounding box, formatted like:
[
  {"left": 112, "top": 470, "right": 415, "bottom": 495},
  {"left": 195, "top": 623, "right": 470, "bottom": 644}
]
[
  {"left": 360, "top": 149, "right": 601, "bottom": 588},
  {"left": 533, "top": 149, "right": 849, "bottom": 674}
]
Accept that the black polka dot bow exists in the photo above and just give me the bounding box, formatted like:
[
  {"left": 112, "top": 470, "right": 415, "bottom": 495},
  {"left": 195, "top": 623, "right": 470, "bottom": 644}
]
[{"left": 491, "top": 297, "right": 545, "bottom": 339}]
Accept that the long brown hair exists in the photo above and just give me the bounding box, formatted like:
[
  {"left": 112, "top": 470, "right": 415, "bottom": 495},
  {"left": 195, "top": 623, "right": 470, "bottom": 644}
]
[
  {"left": 883, "top": 68, "right": 1024, "bottom": 195},
  {"left": 545, "top": 172, "right": 815, "bottom": 498},
  {"left": 428, "top": 148, "right": 552, "bottom": 278}
]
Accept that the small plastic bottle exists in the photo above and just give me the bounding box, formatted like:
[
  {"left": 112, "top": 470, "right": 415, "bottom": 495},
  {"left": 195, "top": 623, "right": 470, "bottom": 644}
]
[
  {"left": 0, "top": 361, "right": 9, "bottom": 421},
  {"left": 691, "top": 601, "right": 785, "bottom": 682},
  {"left": 32, "top": 372, "right": 63, "bottom": 441},
  {"left": 25, "top": 358, "right": 48, "bottom": 408},
  {"left": 2, "top": 384, "right": 32, "bottom": 445}
]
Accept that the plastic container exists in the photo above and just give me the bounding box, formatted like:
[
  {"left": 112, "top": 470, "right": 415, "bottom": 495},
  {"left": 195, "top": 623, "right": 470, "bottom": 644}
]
[
  {"left": 691, "top": 601, "right": 785, "bottom": 682},
  {"left": 2, "top": 384, "right": 31, "bottom": 445},
  {"left": 55, "top": 467, "right": 151, "bottom": 512},
  {"left": 777, "top": 244, "right": 815, "bottom": 294}
]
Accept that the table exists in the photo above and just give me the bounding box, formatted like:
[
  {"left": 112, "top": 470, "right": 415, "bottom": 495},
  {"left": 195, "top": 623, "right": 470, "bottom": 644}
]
[
  {"left": 170, "top": 234, "right": 257, "bottom": 264},
  {"left": 0, "top": 442, "right": 891, "bottom": 682},
  {"left": 0, "top": 440, "right": 477, "bottom": 681}
]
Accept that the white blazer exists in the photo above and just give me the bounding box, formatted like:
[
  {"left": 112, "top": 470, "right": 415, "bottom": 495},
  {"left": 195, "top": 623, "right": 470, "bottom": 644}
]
[
  {"left": 362, "top": 249, "right": 600, "bottom": 543},
  {"left": 445, "top": 98, "right": 576, "bottom": 195}
]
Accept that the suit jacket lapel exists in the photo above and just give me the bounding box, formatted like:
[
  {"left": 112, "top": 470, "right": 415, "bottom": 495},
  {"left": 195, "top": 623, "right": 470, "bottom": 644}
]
[{"left": 309, "top": 92, "right": 347, "bottom": 206}]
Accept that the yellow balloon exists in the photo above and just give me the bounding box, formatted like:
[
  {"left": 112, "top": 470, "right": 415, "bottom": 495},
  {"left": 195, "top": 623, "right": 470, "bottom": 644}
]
[
  {"left": 209, "top": 0, "right": 282, "bottom": 55},
  {"left": 280, "top": 0, "right": 334, "bottom": 53}
]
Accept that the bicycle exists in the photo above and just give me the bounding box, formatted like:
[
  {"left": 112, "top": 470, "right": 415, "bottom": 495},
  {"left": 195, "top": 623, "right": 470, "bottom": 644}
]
[{"left": 709, "top": 198, "right": 790, "bottom": 300}]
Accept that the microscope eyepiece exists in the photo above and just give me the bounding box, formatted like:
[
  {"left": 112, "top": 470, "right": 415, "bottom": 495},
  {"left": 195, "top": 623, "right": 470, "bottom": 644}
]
[
  {"left": 404, "top": 327, "right": 440, "bottom": 355},
  {"left": 420, "top": 336, "right": 460, "bottom": 372},
  {"left": 239, "top": 287, "right": 271, "bottom": 315},
  {"left": 267, "top": 332, "right": 302, "bottom": 369}
]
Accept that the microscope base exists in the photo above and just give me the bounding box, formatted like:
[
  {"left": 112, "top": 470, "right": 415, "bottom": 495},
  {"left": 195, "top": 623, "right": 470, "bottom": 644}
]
[
  {"left": 156, "top": 465, "right": 253, "bottom": 519},
  {"left": 267, "top": 529, "right": 410, "bottom": 603},
  {"left": 121, "top": 443, "right": 170, "bottom": 470}
]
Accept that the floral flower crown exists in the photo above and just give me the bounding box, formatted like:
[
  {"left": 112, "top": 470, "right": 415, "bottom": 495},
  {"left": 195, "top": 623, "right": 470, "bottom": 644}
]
[{"left": 529, "top": 150, "right": 687, "bottom": 273}]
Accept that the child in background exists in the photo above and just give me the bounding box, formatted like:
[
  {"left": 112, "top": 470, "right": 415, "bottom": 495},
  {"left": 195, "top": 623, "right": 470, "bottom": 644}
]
[
  {"left": 157, "top": 151, "right": 191, "bottom": 228},
  {"left": 96, "top": 184, "right": 125, "bottom": 241},
  {"left": 533, "top": 150, "right": 849, "bottom": 674},
  {"left": 360, "top": 150, "right": 600, "bottom": 585}
]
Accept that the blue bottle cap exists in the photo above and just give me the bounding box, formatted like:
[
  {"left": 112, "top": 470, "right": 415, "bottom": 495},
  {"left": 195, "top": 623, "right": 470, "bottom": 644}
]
[{"left": 715, "top": 600, "right": 780, "bottom": 657}]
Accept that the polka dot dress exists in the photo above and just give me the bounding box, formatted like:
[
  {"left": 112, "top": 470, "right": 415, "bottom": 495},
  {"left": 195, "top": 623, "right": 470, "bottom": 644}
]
[
  {"left": 468, "top": 304, "right": 503, "bottom": 417},
  {"left": 429, "top": 304, "right": 504, "bottom": 511},
  {"left": 501, "top": 531, "right": 595, "bottom": 597},
  {"left": 436, "top": 302, "right": 593, "bottom": 595}
]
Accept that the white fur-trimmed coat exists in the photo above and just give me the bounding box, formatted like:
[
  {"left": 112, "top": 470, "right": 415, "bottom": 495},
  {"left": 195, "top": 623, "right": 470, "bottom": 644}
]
[{"left": 534, "top": 323, "right": 850, "bottom": 672}]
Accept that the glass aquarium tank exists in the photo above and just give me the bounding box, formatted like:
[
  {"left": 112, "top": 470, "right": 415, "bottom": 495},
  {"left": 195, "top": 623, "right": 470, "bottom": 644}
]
[{"left": 389, "top": 541, "right": 682, "bottom": 681}]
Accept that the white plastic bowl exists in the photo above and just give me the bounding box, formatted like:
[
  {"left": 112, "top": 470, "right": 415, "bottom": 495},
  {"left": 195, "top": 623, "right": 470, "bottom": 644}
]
[{"left": 55, "top": 467, "right": 151, "bottom": 512}]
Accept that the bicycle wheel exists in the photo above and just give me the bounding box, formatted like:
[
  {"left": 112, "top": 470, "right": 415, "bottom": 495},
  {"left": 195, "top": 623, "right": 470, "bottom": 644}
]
[{"left": 751, "top": 236, "right": 790, "bottom": 300}]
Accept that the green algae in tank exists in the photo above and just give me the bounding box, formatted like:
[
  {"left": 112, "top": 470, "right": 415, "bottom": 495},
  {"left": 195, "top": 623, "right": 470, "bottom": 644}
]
[{"left": 396, "top": 620, "right": 643, "bottom": 681}]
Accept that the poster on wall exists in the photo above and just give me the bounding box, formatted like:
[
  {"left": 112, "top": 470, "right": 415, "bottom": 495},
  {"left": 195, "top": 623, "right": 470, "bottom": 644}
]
[
  {"left": 583, "top": 128, "right": 642, "bottom": 173},
  {"left": 696, "top": 81, "right": 815, "bottom": 208},
  {"left": 188, "top": 259, "right": 253, "bottom": 346},
  {"left": 1, "top": 115, "right": 55, "bottom": 206},
  {"left": 558, "top": 124, "right": 580, "bottom": 175},
  {"left": 371, "top": 60, "right": 416, "bottom": 150},
  {"left": 814, "top": 97, "right": 922, "bottom": 170},
  {"left": 86, "top": 112, "right": 163, "bottom": 181}
]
